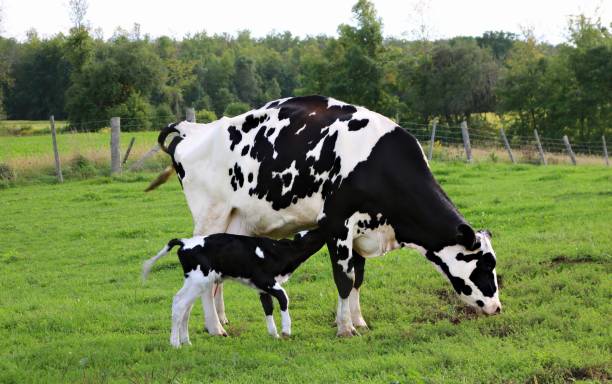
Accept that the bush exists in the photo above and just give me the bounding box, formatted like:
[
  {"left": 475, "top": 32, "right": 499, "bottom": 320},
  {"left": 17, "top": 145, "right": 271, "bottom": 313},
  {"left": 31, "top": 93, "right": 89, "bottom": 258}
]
[
  {"left": 196, "top": 109, "right": 218, "bottom": 123},
  {"left": 107, "top": 91, "right": 153, "bottom": 131},
  {"left": 223, "top": 102, "right": 251, "bottom": 117},
  {"left": 154, "top": 104, "right": 175, "bottom": 127},
  {"left": 0, "top": 163, "right": 16, "bottom": 187},
  {"left": 68, "top": 155, "right": 97, "bottom": 179}
]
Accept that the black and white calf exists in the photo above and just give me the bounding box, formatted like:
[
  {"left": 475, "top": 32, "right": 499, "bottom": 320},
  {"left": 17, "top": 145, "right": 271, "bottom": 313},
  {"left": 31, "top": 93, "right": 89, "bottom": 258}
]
[{"left": 142, "top": 229, "right": 325, "bottom": 347}]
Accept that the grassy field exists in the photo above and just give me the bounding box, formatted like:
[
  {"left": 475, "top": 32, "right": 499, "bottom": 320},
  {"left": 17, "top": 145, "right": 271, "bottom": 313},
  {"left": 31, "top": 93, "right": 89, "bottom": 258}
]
[
  {"left": 0, "top": 120, "right": 70, "bottom": 136},
  {"left": 0, "top": 163, "right": 610, "bottom": 383}
]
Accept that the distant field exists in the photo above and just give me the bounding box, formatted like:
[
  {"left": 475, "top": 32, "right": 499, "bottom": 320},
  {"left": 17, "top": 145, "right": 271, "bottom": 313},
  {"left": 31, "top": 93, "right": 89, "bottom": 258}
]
[
  {"left": 0, "top": 131, "right": 165, "bottom": 181},
  {"left": 0, "top": 120, "right": 70, "bottom": 136},
  {"left": 0, "top": 163, "right": 610, "bottom": 383}
]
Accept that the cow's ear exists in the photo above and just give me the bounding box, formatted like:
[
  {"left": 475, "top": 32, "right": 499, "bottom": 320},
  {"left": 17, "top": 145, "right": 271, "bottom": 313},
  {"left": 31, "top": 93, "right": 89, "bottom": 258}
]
[{"left": 456, "top": 223, "right": 477, "bottom": 250}]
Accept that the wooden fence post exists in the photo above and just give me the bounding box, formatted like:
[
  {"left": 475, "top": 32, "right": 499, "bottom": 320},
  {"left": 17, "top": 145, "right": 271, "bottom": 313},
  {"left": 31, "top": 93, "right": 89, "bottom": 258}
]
[
  {"left": 499, "top": 127, "right": 515, "bottom": 164},
  {"left": 50, "top": 115, "right": 63, "bottom": 183},
  {"left": 129, "top": 145, "right": 161, "bottom": 171},
  {"left": 562, "top": 135, "right": 577, "bottom": 165},
  {"left": 428, "top": 121, "right": 437, "bottom": 161},
  {"left": 122, "top": 137, "right": 136, "bottom": 165},
  {"left": 533, "top": 129, "right": 547, "bottom": 165},
  {"left": 186, "top": 107, "right": 196, "bottom": 123},
  {"left": 603, "top": 136, "right": 609, "bottom": 167},
  {"left": 110, "top": 117, "right": 121, "bottom": 174},
  {"left": 460, "top": 121, "right": 472, "bottom": 162}
]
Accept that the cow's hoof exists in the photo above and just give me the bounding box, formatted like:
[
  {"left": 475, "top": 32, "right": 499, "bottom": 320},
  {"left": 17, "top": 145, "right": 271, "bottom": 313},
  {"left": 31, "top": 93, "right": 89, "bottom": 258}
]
[
  {"left": 281, "top": 332, "right": 291, "bottom": 338},
  {"left": 337, "top": 329, "right": 354, "bottom": 338},
  {"left": 170, "top": 340, "right": 181, "bottom": 348},
  {"left": 218, "top": 316, "right": 229, "bottom": 325},
  {"left": 352, "top": 317, "right": 368, "bottom": 329},
  {"left": 207, "top": 328, "right": 228, "bottom": 337}
]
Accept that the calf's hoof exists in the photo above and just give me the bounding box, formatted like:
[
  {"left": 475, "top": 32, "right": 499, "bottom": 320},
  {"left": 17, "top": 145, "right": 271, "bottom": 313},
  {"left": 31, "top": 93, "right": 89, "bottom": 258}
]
[
  {"left": 281, "top": 332, "right": 291, "bottom": 338},
  {"left": 218, "top": 315, "right": 229, "bottom": 325}
]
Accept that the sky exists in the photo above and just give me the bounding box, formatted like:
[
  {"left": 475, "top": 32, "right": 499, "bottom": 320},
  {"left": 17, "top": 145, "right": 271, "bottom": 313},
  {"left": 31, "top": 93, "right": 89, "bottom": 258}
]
[{"left": 0, "top": 0, "right": 609, "bottom": 44}]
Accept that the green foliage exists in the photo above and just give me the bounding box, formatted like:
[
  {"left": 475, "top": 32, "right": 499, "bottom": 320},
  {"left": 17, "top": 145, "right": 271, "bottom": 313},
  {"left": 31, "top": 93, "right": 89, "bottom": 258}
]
[
  {"left": 195, "top": 109, "right": 217, "bottom": 123},
  {"left": 0, "top": 1, "right": 609, "bottom": 141},
  {"left": 107, "top": 91, "right": 153, "bottom": 131},
  {"left": 0, "top": 164, "right": 610, "bottom": 382},
  {"left": 224, "top": 101, "right": 251, "bottom": 117},
  {"left": 154, "top": 103, "right": 174, "bottom": 126}
]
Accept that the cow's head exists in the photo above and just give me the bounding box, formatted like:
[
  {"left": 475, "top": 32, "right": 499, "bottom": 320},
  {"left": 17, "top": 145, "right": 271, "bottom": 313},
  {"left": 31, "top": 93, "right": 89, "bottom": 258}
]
[{"left": 426, "top": 224, "right": 501, "bottom": 315}]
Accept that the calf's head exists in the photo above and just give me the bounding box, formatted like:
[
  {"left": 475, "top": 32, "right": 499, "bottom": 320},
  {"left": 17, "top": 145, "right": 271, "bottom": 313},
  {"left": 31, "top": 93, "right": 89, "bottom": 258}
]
[{"left": 427, "top": 224, "right": 501, "bottom": 315}]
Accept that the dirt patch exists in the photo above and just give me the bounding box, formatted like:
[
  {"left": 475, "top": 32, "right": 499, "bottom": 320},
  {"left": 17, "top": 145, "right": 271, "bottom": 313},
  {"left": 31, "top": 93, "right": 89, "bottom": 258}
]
[{"left": 546, "top": 255, "right": 602, "bottom": 266}]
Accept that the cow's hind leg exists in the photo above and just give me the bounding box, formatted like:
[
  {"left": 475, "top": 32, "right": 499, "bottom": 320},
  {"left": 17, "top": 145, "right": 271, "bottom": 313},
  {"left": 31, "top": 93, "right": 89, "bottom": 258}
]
[{"left": 350, "top": 252, "right": 368, "bottom": 329}]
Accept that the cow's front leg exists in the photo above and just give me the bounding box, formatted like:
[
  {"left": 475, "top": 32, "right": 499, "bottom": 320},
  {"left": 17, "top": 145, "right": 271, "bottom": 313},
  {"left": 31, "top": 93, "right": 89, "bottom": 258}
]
[
  {"left": 350, "top": 252, "right": 368, "bottom": 329},
  {"left": 328, "top": 222, "right": 359, "bottom": 337}
]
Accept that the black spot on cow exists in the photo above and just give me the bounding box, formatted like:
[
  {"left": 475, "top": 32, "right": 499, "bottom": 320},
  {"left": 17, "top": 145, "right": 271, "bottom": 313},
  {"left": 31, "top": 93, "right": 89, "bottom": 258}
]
[
  {"left": 228, "top": 126, "right": 242, "bottom": 151},
  {"left": 476, "top": 300, "right": 484, "bottom": 307},
  {"left": 426, "top": 251, "right": 472, "bottom": 295},
  {"left": 233, "top": 163, "right": 244, "bottom": 188},
  {"left": 266, "top": 128, "right": 275, "bottom": 137},
  {"left": 248, "top": 173, "right": 253, "bottom": 183},
  {"left": 241, "top": 145, "right": 250, "bottom": 156},
  {"left": 348, "top": 119, "right": 369, "bottom": 131},
  {"left": 469, "top": 253, "right": 497, "bottom": 297},
  {"left": 229, "top": 168, "right": 233, "bottom": 176},
  {"left": 267, "top": 100, "right": 280, "bottom": 109},
  {"left": 173, "top": 159, "right": 185, "bottom": 187},
  {"left": 282, "top": 173, "right": 292, "bottom": 187},
  {"left": 242, "top": 114, "right": 261, "bottom": 133}
]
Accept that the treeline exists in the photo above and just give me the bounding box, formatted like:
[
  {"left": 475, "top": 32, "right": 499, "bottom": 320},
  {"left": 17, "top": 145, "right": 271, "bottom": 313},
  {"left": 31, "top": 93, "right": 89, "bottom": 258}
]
[{"left": 0, "top": 0, "right": 610, "bottom": 140}]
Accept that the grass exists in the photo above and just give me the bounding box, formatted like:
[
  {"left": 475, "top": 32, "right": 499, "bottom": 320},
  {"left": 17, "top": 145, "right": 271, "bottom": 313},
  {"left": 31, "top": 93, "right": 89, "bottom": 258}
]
[{"left": 0, "top": 163, "right": 611, "bottom": 383}]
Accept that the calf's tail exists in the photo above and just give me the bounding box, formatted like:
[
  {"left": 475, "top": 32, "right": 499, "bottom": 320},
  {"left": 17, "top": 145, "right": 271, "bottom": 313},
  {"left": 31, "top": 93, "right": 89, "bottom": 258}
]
[{"left": 142, "top": 239, "right": 183, "bottom": 282}]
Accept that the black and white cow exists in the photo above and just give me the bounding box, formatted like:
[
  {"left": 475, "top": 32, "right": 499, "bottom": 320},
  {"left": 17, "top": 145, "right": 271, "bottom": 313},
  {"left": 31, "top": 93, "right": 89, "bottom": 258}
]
[
  {"left": 142, "top": 230, "right": 325, "bottom": 345},
  {"left": 154, "top": 95, "right": 501, "bottom": 337}
]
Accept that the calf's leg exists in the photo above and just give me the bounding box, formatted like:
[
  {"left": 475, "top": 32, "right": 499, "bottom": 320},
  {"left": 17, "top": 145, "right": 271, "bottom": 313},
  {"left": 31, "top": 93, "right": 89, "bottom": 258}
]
[
  {"left": 259, "top": 293, "right": 279, "bottom": 338},
  {"left": 269, "top": 285, "right": 291, "bottom": 337},
  {"left": 201, "top": 277, "right": 227, "bottom": 336},
  {"left": 171, "top": 271, "right": 205, "bottom": 348}
]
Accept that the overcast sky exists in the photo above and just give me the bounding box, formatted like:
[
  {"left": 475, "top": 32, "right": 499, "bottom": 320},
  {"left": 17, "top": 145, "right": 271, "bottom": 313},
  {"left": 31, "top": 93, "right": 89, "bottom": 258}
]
[{"left": 1, "top": 0, "right": 609, "bottom": 43}]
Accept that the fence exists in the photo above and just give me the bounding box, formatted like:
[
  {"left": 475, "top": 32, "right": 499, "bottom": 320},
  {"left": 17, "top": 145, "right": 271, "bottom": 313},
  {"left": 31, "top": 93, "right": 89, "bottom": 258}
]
[{"left": 1, "top": 109, "right": 609, "bottom": 184}]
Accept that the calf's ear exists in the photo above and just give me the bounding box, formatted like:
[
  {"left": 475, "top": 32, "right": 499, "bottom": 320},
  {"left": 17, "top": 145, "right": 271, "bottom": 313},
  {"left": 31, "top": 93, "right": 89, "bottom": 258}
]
[{"left": 456, "top": 223, "right": 477, "bottom": 250}]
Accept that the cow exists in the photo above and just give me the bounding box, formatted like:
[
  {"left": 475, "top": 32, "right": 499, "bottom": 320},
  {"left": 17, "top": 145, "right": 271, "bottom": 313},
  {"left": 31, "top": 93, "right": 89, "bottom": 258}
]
[
  {"left": 142, "top": 229, "right": 325, "bottom": 345},
  {"left": 152, "top": 95, "right": 501, "bottom": 337}
]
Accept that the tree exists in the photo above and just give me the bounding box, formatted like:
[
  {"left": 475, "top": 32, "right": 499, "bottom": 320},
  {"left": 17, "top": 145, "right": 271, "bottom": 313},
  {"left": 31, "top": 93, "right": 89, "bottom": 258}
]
[
  {"left": 5, "top": 35, "right": 71, "bottom": 119},
  {"left": 233, "top": 56, "right": 262, "bottom": 106},
  {"left": 477, "top": 31, "right": 517, "bottom": 61},
  {"left": 65, "top": 37, "right": 166, "bottom": 127},
  {"left": 328, "top": 0, "right": 385, "bottom": 110},
  {"left": 68, "top": 0, "right": 88, "bottom": 29}
]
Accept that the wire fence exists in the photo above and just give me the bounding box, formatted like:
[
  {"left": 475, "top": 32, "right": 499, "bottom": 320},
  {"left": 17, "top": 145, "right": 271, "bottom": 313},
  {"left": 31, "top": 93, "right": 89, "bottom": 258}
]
[{"left": 0, "top": 111, "right": 609, "bottom": 184}]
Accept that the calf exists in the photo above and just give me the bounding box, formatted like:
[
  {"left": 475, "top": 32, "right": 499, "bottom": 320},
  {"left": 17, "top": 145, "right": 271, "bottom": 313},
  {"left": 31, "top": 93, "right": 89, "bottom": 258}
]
[{"left": 142, "top": 229, "right": 325, "bottom": 347}]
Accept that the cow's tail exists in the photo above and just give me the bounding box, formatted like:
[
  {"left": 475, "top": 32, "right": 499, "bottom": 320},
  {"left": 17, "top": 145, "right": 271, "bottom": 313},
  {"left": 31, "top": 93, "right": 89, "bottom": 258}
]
[
  {"left": 158, "top": 123, "right": 180, "bottom": 154},
  {"left": 144, "top": 166, "right": 174, "bottom": 192},
  {"left": 145, "top": 123, "right": 181, "bottom": 192},
  {"left": 142, "top": 239, "right": 183, "bottom": 282}
]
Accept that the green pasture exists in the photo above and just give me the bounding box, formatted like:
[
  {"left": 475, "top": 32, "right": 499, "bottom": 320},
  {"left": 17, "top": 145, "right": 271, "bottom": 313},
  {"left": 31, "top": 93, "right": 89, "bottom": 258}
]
[{"left": 0, "top": 163, "right": 610, "bottom": 383}]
